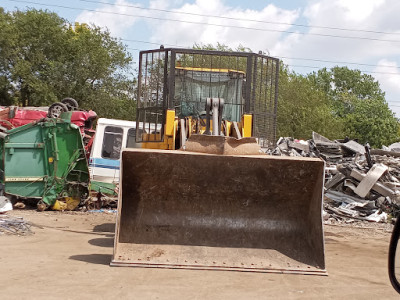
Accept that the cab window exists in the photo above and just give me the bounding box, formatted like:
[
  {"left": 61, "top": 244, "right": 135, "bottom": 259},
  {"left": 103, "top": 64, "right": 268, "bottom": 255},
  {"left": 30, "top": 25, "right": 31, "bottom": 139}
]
[
  {"left": 101, "top": 126, "right": 123, "bottom": 159},
  {"left": 126, "top": 128, "right": 136, "bottom": 148},
  {"left": 126, "top": 128, "right": 145, "bottom": 148}
]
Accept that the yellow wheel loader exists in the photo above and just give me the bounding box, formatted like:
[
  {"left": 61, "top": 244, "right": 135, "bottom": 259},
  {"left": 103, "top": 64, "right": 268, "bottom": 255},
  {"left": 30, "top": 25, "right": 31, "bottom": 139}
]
[{"left": 112, "top": 47, "right": 326, "bottom": 275}]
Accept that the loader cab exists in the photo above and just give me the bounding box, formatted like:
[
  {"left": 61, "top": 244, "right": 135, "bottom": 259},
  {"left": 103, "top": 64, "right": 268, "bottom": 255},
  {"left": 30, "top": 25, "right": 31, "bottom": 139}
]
[
  {"left": 89, "top": 118, "right": 139, "bottom": 184},
  {"left": 136, "top": 48, "right": 279, "bottom": 149},
  {"left": 174, "top": 67, "right": 245, "bottom": 122}
]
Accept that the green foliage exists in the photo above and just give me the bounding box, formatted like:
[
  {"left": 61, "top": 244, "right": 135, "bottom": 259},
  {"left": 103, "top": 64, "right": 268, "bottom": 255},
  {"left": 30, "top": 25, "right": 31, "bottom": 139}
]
[
  {"left": 277, "top": 65, "right": 344, "bottom": 139},
  {"left": 308, "top": 66, "right": 398, "bottom": 147},
  {"left": 343, "top": 96, "right": 399, "bottom": 148},
  {"left": 0, "top": 9, "right": 135, "bottom": 120},
  {"left": 309, "top": 66, "right": 385, "bottom": 101},
  {"left": 193, "top": 42, "right": 252, "bottom": 53}
]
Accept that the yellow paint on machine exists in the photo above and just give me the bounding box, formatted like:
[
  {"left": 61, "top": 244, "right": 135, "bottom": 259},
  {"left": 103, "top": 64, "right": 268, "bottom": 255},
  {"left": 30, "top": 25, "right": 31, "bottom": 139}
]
[
  {"left": 141, "top": 110, "right": 177, "bottom": 150},
  {"left": 242, "top": 114, "right": 253, "bottom": 137},
  {"left": 164, "top": 109, "right": 175, "bottom": 136}
]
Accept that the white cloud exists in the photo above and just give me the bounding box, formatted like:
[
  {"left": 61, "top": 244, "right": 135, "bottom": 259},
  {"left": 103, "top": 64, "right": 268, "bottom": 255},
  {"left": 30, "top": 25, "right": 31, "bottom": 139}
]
[
  {"left": 149, "top": 0, "right": 183, "bottom": 10},
  {"left": 337, "top": 0, "right": 385, "bottom": 22},
  {"left": 140, "top": 0, "right": 400, "bottom": 64},
  {"left": 75, "top": 0, "right": 141, "bottom": 35},
  {"left": 260, "top": 0, "right": 400, "bottom": 92},
  {"left": 373, "top": 59, "right": 400, "bottom": 115},
  {"left": 374, "top": 59, "right": 400, "bottom": 92},
  {"left": 144, "top": 0, "right": 300, "bottom": 51}
]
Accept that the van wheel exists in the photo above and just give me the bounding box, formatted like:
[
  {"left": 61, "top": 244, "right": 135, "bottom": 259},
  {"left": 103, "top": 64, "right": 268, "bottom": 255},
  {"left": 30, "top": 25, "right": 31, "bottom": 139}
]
[
  {"left": 48, "top": 102, "right": 68, "bottom": 118},
  {"left": 61, "top": 98, "right": 79, "bottom": 111}
]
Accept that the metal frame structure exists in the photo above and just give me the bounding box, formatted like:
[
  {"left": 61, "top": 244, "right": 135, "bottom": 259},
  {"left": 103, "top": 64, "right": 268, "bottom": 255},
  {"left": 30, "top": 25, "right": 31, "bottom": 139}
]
[{"left": 136, "top": 47, "right": 279, "bottom": 146}]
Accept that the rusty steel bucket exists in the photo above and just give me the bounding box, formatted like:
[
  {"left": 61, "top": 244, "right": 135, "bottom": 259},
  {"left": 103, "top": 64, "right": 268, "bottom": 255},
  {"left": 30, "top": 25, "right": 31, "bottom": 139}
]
[{"left": 111, "top": 147, "right": 326, "bottom": 275}]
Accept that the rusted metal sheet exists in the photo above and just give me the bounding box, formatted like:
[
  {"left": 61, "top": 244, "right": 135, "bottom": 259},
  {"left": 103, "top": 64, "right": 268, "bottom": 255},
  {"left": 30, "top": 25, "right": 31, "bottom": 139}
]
[{"left": 112, "top": 149, "right": 326, "bottom": 275}]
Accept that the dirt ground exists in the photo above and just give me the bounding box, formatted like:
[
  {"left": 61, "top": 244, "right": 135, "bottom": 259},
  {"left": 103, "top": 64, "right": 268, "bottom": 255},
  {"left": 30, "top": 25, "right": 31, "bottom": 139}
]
[{"left": 0, "top": 209, "right": 399, "bottom": 299}]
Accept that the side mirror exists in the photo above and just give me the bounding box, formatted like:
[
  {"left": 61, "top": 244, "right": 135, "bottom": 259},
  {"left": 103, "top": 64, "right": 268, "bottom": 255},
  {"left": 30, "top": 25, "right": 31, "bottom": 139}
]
[{"left": 389, "top": 216, "right": 400, "bottom": 293}]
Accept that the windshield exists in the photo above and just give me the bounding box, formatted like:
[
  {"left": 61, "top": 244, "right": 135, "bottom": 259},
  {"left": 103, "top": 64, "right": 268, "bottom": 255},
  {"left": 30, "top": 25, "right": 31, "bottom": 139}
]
[{"left": 174, "top": 70, "right": 244, "bottom": 122}]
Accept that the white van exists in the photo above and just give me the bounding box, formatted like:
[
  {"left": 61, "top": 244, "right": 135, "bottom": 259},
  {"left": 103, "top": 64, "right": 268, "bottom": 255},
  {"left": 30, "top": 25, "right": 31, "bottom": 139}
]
[{"left": 88, "top": 118, "right": 139, "bottom": 184}]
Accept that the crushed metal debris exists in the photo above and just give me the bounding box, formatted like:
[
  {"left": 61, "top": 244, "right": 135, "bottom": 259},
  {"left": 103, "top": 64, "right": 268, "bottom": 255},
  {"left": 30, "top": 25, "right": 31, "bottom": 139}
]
[
  {"left": 0, "top": 215, "right": 33, "bottom": 236},
  {"left": 269, "top": 132, "right": 400, "bottom": 223}
]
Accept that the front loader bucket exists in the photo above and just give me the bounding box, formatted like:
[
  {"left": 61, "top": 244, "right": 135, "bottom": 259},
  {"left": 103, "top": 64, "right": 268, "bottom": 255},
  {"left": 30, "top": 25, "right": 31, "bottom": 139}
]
[{"left": 112, "top": 149, "right": 326, "bottom": 275}]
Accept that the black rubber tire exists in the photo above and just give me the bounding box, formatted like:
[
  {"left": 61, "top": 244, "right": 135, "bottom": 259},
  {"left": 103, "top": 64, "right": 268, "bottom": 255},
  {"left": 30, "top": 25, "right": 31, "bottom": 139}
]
[
  {"left": 389, "top": 216, "right": 400, "bottom": 294},
  {"left": 48, "top": 102, "right": 68, "bottom": 118},
  {"left": 61, "top": 97, "right": 79, "bottom": 111}
]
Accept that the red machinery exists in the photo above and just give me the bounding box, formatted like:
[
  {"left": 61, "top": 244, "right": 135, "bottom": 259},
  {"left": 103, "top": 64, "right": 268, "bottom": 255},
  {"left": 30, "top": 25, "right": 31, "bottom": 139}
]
[{"left": 0, "top": 101, "right": 97, "bottom": 155}]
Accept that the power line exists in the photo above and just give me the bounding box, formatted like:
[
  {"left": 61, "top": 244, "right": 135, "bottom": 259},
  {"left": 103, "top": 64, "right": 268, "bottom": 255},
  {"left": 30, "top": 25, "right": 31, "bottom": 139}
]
[
  {"left": 126, "top": 46, "right": 400, "bottom": 76},
  {"left": 78, "top": 0, "right": 400, "bottom": 37},
  {"left": 123, "top": 39, "right": 181, "bottom": 48},
  {"left": 6, "top": 0, "right": 400, "bottom": 76},
  {"left": 123, "top": 40, "right": 400, "bottom": 72},
  {"left": 277, "top": 56, "right": 400, "bottom": 70},
  {"left": 6, "top": 0, "right": 400, "bottom": 44},
  {"left": 288, "top": 64, "right": 400, "bottom": 75}
]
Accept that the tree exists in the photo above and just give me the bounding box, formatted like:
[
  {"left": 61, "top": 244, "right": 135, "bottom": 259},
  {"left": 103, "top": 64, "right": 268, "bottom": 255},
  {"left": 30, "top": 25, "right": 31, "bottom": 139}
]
[
  {"left": 308, "top": 66, "right": 398, "bottom": 147},
  {"left": 309, "top": 66, "right": 385, "bottom": 101},
  {"left": 343, "top": 96, "right": 398, "bottom": 147},
  {"left": 277, "top": 65, "right": 344, "bottom": 139},
  {"left": 0, "top": 8, "right": 136, "bottom": 120}
]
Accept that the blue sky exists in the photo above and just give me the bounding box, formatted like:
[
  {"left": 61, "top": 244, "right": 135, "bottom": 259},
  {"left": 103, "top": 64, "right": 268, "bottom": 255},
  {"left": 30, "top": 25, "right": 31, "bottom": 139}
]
[{"left": 3, "top": 0, "right": 400, "bottom": 116}]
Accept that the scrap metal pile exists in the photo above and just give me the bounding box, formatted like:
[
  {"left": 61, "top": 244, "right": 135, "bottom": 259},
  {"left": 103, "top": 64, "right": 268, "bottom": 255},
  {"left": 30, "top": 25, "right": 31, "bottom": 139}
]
[
  {"left": 269, "top": 132, "right": 400, "bottom": 223},
  {"left": 0, "top": 215, "right": 33, "bottom": 236}
]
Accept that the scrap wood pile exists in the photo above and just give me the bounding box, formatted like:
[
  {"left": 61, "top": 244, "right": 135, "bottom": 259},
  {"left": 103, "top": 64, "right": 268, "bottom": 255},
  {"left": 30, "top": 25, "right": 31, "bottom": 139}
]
[
  {"left": 269, "top": 132, "right": 400, "bottom": 223},
  {"left": 0, "top": 215, "right": 33, "bottom": 236}
]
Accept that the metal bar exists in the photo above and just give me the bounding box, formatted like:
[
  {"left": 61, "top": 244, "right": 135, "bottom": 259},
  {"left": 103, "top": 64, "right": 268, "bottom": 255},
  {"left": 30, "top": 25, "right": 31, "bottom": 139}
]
[
  {"left": 205, "top": 98, "right": 211, "bottom": 135},
  {"left": 273, "top": 60, "right": 279, "bottom": 142},
  {"left": 244, "top": 56, "right": 252, "bottom": 113},
  {"left": 4, "top": 143, "right": 44, "bottom": 148},
  {"left": 180, "top": 119, "right": 186, "bottom": 148},
  {"left": 212, "top": 99, "right": 219, "bottom": 136},
  {"left": 168, "top": 50, "right": 176, "bottom": 110},
  {"left": 163, "top": 50, "right": 169, "bottom": 110},
  {"left": 232, "top": 122, "right": 242, "bottom": 139},
  {"left": 251, "top": 54, "right": 258, "bottom": 114},
  {"left": 265, "top": 57, "right": 270, "bottom": 112},
  {"left": 209, "top": 54, "right": 213, "bottom": 99},
  {"left": 136, "top": 52, "right": 143, "bottom": 142}
]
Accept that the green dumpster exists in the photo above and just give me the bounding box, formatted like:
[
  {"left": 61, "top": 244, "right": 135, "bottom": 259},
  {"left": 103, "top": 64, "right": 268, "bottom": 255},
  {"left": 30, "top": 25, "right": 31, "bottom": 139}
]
[{"left": 0, "top": 114, "right": 89, "bottom": 210}]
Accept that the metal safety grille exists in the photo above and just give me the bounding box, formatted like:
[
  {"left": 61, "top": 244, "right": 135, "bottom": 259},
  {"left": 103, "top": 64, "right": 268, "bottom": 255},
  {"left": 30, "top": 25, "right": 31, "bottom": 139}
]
[
  {"left": 136, "top": 48, "right": 279, "bottom": 145},
  {"left": 136, "top": 50, "right": 168, "bottom": 142},
  {"left": 250, "top": 55, "right": 279, "bottom": 148}
]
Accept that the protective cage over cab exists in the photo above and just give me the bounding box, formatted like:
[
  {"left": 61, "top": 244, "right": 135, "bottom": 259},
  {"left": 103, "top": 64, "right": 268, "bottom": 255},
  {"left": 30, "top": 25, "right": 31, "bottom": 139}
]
[{"left": 136, "top": 47, "right": 280, "bottom": 148}]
